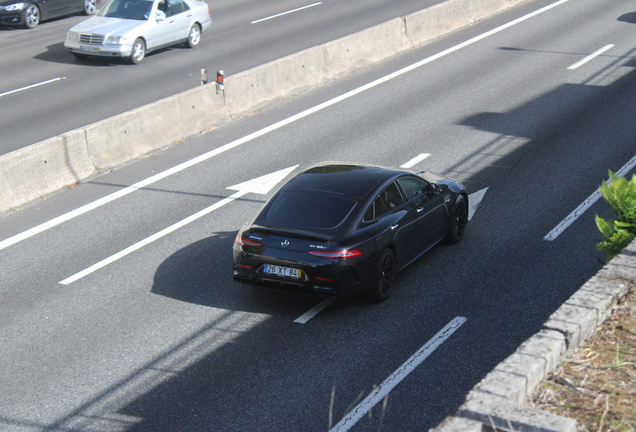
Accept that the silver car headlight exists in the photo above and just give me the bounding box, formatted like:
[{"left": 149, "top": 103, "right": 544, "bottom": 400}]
[
  {"left": 105, "top": 36, "right": 129, "bottom": 45},
  {"left": 66, "top": 31, "right": 79, "bottom": 41},
  {"left": 4, "top": 3, "right": 26, "bottom": 11}
]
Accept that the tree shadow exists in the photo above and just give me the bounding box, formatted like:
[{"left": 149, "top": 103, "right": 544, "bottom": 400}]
[{"left": 618, "top": 11, "right": 636, "bottom": 24}]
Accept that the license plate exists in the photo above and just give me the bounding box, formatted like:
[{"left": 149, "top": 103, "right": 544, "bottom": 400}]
[
  {"left": 264, "top": 264, "right": 302, "bottom": 279},
  {"left": 80, "top": 46, "right": 100, "bottom": 52}
]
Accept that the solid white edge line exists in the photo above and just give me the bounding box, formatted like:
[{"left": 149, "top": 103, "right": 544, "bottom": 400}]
[
  {"left": 1, "top": 0, "right": 569, "bottom": 252},
  {"left": 567, "top": 44, "right": 615, "bottom": 70},
  {"left": 544, "top": 153, "right": 636, "bottom": 241},
  {"left": 251, "top": 2, "right": 321, "bottom": 24},
  {"left": 0, "top": 78, "right": 63, "bottom": 98},
  {"left": 330, "top": 316, "right": 467, "bottom": 432},
  {"left": 400, "top": 153, "right": 431, "bottom": 168},
  {"left": 59, "top": 191, "right": 248, "bottom": 285},
  {"left": 294, "top": 298, "right": 337, "bottom": 323}
]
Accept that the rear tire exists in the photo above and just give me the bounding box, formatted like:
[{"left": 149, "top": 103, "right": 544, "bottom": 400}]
[
  {"left": 445, "top": 195, "right": 468, "bottom": 244},
  {"left": 129, "top": 38, "right": 145, "bottom": 64},
  {"left": 186, "top": 23, "right": 201, "bottom": 48},
  {"left": 369, "top": 248, "right": 396, "bottom": 302},
  {"left": 23, "top": 4, "right": 39, "bottom": 29}
]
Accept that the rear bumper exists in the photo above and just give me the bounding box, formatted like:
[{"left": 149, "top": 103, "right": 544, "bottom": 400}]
[{"left": 233, "top": 271, "right": 342, "bottom": 298}]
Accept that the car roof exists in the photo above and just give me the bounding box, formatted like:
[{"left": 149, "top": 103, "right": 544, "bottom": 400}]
[{"left": 281, "top": 164, "right": 404, "bottom": 200}]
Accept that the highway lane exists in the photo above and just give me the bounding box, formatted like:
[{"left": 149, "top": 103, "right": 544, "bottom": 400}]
[
  {"left": 2, "top": 0, "right": 636, "bottom": 430},
  {"left": 0, "top": 0, "right": 445, "bottom": 156}
]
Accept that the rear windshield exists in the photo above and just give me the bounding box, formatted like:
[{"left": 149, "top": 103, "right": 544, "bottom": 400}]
[{"left": 259, "top": 191, "right": 356, "bottom": 229}]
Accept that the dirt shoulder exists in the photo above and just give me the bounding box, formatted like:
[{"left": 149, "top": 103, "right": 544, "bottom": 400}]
[{"left": 530, "top": 283, "right": 636, "bottom": 432}]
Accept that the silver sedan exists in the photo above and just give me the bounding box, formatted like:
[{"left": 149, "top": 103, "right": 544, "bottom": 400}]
[{"left": 64, "top": 0, "right": 211, "bottom": 64}]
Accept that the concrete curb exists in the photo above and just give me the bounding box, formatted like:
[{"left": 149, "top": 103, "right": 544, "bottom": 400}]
[
  {"left": 0, "top": 0, "right": 527, "bottom": 211},
  {"left": 431, "top": 239, "right": 635, "bottom": 432}
]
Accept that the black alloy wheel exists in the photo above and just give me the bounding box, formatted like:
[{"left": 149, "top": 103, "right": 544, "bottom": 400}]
[
  {"left": 370, "top": 248, "right": 396, "bottom": 302},
  {"left": 446, "top": 195, "right": 468, "bottom": 244}
]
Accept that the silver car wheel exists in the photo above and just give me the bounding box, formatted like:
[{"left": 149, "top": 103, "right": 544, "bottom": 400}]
[
  {"left": 83, "top": 0, "right": 97, "bottom": 15},
  {"left": 24, "top": 4, "right": 39, "bottom": 29},
  {"left": 187, "top": 24, "right": 201, "bottom": 48},
  {"left": 130, "top": 38, "right": 146, "bottom": 64}
]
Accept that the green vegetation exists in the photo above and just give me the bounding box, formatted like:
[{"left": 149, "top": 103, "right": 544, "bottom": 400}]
[{"left": 596, "top": 171, "right": 636, "bottom": 260}]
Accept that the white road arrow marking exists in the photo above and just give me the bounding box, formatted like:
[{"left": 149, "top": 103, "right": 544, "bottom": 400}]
[
  {"left": 227, "top": 165, "right": 298, "bottom": 194},
  {"left": 468, "top": 187, "right": 488, "bottom": 221},
  {"left": 400, "top": 153, "right": 431, "bottom": 168},
  {"left": 59, "top": 166, "right": 298, "bottom": 285}
]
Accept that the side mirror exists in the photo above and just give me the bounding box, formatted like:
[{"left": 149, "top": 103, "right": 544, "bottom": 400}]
[
  {"left": 427, "top": 183, "right": 441, "bottom": 196},
  {"left": 155, "top": 10, "right": 166, "bottom": 21}
]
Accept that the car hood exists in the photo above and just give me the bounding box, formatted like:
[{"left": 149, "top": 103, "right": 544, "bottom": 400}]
[{"left": 69, "top": 16, "right": 146, "bottom": 35}]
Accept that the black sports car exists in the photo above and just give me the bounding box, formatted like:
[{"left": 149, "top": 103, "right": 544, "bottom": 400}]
[{"left": 232, "top": 163, "right": 468, "bottom": 302}]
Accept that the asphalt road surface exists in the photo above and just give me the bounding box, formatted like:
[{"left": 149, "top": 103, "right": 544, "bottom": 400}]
[
  {"left": 2, "top": 0, "right": 636, "bottom": 430},
  {"left": 0, "top": 0, "right": 444, "bottom": 155}
]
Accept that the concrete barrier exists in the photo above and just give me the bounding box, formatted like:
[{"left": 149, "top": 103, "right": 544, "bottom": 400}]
[
  {"left": 405, "top": 0, "right": 520, "bottom": 47},
  {"left": 323, "top": 18, "right": 411, "bottom": 79},
  {"left": 224, "top": 45, "right": 328, "bottom": 119},
  {"left": 0, "top": 130, "right": 94, "bottom": 210},
  {"left": 0, "top": 0, "right": 528, "bottom": 212},
  {"left": 86, "top": 83, "right": 230, "bottom": 170}
]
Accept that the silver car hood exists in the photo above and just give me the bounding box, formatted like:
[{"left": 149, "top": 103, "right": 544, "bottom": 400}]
[{"left": 70, "top": 16, "right": 147, "bottom": 36}]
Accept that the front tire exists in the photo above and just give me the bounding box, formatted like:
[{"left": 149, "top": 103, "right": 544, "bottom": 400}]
[
  {"left": 186, "top": 23, "right": 201, "bottom": 48},
  {"left": 369, "top": 248, "right": 396, "bottom": 302},
  {"left": 129, "top": 38, "right": 146, "bottom": 64},
  {"left": 445, "top": 195, "right": 468, "bottom": 244},
  {"left": 23, "top": 4, "right": 40, "bottom": 29},
  {"left": 83, "top": 0, "right": 97, "bottom": 15}
]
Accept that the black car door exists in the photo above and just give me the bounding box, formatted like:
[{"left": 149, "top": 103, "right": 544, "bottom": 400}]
[
  {"left": 397, "top": 175, "right": 448, "bottom": 250},
  {"left": 376, "top": 181, "right": 418, "bottom": 263}
]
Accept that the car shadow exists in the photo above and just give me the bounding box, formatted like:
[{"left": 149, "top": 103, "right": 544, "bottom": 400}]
[
  {"left": 34, "top": 41, "right": 184, "bottom": 65},
  {"left": 150, "top": 230, "right": 327, "bottom": 315}
]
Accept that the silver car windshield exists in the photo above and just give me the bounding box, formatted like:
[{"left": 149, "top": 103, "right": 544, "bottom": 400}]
[{"left": 98, "top": 0, "right": 154, "bottom": 20}]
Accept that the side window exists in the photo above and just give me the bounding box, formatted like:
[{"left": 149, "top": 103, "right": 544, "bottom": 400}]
[
  {"left": 379, "top": 182, "right": 404, "bottom": 210},
  {"left": 362, "top": 197, "right": 388, "bottom": 222},
  {"left": 157, "top": 0, "right": 167, "bottom": 14},
  {"left": 168, "top": 0, "right": 187, "bottom": 14},
  {"left": 397, "top": 176, "right": 428, "bottom": 200}
]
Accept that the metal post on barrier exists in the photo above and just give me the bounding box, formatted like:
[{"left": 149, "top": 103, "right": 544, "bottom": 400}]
[
  {"left": 216, "top": 70, "right": 224, "bottom": 96},
  {"left": 201, "top": 68, "right": 208, "bottom": 85}
]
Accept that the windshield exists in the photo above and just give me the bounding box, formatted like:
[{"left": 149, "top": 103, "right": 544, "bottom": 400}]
[{"left": 99, "top": 0, "right": 153, "bottom": 20}]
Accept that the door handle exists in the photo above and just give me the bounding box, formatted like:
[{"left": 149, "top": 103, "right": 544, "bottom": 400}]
[
  {"left": 391, "top": 224, "right": 399, "bottom": 230},
  {"left": 417, "top": 207, "right": 424, "bottom": 213}
]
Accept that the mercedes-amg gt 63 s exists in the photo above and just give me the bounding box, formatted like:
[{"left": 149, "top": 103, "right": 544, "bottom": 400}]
[{"left": 233, "top": 163, "right": 468, "bottom": 302}]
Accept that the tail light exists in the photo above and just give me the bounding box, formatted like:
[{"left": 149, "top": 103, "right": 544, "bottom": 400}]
[
  {"left": 235, "top": 234, "right": 262, "bottom": 247},
  {"left": 308, "top": 249, "right": 363, "bottom": 259}
]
